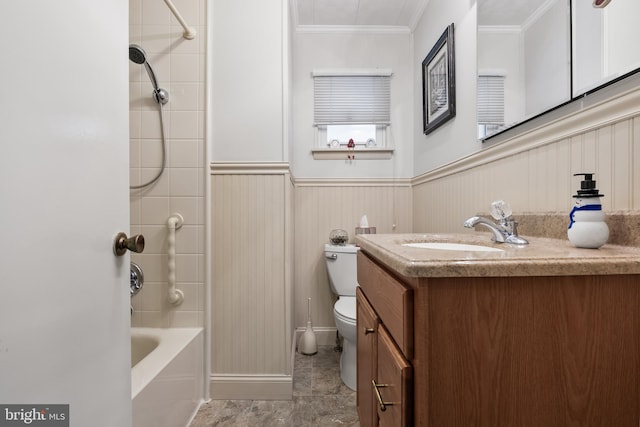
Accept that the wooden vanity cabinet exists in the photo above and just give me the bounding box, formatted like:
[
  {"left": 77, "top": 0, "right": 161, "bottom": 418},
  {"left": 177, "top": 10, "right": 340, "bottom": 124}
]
[
  {"left": 357, "top": 249, "right": 640, "bottom": 427},
  {"left": 376, "top": 324, "right": 412, "bottom": 426},
  {"left": 357, "top": 255, "right": 413, "bottom": 427},
  {"left": 356, "top": 288, "right": 378, "bottom": 426}
]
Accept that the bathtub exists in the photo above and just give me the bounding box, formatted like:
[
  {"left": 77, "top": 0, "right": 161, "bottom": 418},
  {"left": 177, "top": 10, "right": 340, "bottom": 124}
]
[{"left": 131, "top": 327, "right": 204, "bottom": 427}]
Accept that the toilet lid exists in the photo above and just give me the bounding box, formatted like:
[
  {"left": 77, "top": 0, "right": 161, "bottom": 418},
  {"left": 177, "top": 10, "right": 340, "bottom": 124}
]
[{"left": 334, "top": 296, "right": 356, "bottom": 320}]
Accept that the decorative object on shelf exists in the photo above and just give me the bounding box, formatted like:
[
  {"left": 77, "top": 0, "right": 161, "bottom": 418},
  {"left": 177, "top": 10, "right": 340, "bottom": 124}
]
[
  {"left": 347, "top": 138, "right": 355, "bottom": 160},
  {"left": 593, "top": 0, "right": 612, "bottom": 8},
  {"left": 422, "top": 23, "right": 456, "bottom": 135},
  {"left": 329, "top": 229, "right": 349, "bottom": 245}
]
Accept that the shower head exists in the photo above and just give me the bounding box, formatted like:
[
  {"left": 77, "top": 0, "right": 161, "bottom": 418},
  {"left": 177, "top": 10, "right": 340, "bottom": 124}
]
[
  {"left": 128, "top": 44, "right": 169, "bottom": 105},
  {"left": 128, "top": 44, "right": 147, "bottom": 65}
]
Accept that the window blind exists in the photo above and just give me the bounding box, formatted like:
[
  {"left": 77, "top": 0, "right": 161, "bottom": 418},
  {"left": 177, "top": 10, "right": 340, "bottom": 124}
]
[
  {"left": 477, "top": 75, "right": 505, "bottom": 124},
  {"left": 313, "top": 75, "right": 391, "bottom": 125}
]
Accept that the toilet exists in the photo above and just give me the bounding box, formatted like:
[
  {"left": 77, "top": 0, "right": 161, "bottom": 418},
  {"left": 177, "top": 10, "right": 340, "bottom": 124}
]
[{"left": 324, "top": 243, "right": 359, "bottom": 390}]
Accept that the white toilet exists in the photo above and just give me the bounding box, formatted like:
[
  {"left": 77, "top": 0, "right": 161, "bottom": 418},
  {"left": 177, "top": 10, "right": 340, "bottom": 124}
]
[{"left": 324, "top": 243, "right": 359, "bottom": 390}]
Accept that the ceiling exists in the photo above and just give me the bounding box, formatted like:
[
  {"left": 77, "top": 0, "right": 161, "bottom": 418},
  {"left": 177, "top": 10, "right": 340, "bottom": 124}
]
[
  {"left": 477, "top": 0, "right": 552, "bottom": 26},
  {"left": 292, "top": 0, "right": 429, "bottom": 29},
  {"left": 292, "top": 0, "right": 554, "bottom": 29}
]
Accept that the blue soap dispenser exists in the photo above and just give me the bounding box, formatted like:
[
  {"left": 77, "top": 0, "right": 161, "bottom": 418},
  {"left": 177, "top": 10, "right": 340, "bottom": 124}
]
[{"left": 567, "top": 173, "right": 609, "bottom": 249}]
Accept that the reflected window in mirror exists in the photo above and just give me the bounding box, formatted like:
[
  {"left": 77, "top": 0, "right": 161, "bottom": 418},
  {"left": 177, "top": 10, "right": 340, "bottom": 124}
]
[
  {"left": 477, "top": 0, "right": 571, "bottom": 140},
  {"left": 477, "top": 74, "right": 505, "bottom": 139}
]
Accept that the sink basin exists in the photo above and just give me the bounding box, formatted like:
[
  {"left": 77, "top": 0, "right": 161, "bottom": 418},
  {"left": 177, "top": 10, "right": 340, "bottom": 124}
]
[{"left": 402, "top": 242, "right": 504, "bottom": 252}]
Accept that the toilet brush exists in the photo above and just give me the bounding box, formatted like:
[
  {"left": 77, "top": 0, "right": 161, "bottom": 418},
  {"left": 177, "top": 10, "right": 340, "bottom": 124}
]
[{"left": 298, "top": 298, "right": 317, "bottom": 355}]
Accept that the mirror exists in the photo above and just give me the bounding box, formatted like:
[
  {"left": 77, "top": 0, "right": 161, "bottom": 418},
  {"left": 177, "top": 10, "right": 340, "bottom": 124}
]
[
  {"left": 478, "top": 0, "right": 640, "bottom": 141},
  {"left": 572, "top": 0, "right": 640, "bottom": 96},
  {"left": 477, "top": 0, "right": 571, "bottom": 140}
]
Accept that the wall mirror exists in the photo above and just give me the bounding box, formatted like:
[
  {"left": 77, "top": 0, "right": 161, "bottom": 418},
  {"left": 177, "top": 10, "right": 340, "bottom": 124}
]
[
  {"left": 572, "top": 0, "right": 640, "bottom": 97},
  {"left": 477, "top": 0, "right": 571, "bottom": 140},
  {"left": 478, "top": 0, "right": 640, "bottom": 141}
]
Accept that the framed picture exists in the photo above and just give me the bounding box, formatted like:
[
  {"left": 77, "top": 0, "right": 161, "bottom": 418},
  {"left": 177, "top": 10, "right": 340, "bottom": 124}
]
[{"left": 422, "top": 23, "right": 456, "bottom": 135}]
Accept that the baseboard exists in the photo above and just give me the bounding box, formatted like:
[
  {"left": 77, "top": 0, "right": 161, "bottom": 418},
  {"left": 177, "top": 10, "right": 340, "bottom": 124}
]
[
  {"left": 209, "top": 375, "right": 293, "bottom": 400},
  {"left": 209, "top": 328, "right": 339, "bottom": 401},
  {"left": 294, "top": 326, "right": 339, "bottom": 349}
]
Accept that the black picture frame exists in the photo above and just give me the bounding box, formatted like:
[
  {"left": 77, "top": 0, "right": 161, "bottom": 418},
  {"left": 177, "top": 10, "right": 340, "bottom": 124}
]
[{"left": 422, "top": 23, "right": 456, "bottom": 135}]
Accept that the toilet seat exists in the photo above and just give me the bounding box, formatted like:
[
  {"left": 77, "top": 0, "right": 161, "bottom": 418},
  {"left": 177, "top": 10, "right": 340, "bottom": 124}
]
[{"left": 334, "top": 296, "right": 356, "bottom": 323}]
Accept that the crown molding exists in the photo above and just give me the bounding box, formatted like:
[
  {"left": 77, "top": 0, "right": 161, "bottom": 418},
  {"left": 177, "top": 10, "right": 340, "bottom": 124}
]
[{"left": 295, "top": 25, "right": 410, "bottom": 35}]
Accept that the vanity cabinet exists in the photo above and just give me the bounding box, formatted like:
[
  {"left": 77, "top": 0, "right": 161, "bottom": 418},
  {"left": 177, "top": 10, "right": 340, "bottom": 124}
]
[
  {"left": 357, "top": 254, "right": 413, "bottom": 427},
  {"left": 356, "top": 287, "right": 378, "bottom": 426},
  {"left": 356, "top": 246, "right": 640, "bottom": 427}
]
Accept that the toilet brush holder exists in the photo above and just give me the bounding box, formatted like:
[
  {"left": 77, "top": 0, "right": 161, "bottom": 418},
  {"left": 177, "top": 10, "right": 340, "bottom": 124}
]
[{"left": 298, "top": 298, "right": 317, "bottom": 355}]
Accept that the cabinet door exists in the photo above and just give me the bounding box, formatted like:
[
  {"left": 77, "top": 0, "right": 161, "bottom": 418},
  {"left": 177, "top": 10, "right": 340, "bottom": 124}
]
[
  {"left": 376, "top": 324, "right": 412, "bottom": 427},
  {"left": 357, "top": 288, "right": 379, "bottom": 427}
]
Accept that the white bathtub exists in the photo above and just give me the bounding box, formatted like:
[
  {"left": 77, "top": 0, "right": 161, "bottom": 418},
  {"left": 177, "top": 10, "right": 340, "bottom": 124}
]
[{"left": 131, "top": 327, "right": 204, "bottom": 427}]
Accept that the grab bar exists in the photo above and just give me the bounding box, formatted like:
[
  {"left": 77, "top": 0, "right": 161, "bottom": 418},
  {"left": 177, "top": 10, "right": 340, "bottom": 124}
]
[
  {"left": 167, "top": 213, "right": 184, "bottom": 305},
  {"left": 163, "top": 0, "right": 196, "bottom": 40}
]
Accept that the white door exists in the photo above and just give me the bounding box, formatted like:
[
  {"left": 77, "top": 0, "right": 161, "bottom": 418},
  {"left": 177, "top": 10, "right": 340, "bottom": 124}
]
[{"left": 0, "top": 1, "right": 131, "bottom": 426}]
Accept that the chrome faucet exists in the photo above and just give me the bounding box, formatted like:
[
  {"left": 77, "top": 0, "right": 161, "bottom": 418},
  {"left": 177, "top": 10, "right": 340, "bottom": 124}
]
[{"left": 464, "top": 201, "right": 529, "bottom": 245}]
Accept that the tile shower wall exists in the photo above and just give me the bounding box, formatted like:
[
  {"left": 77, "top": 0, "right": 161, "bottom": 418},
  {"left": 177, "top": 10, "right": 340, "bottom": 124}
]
[{"left": 129, "top": 0, "right": 206, "bottom": 327}]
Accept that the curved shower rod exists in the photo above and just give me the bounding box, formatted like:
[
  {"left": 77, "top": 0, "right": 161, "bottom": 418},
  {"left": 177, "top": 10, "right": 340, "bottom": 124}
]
[{"left": 163, "top": 0, "right": 196, "bottom": 40}]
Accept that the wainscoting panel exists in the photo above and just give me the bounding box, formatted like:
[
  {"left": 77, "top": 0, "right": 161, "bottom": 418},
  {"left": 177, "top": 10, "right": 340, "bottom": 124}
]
[
  {"left": 293, "top": 180, "right": 412, "bottom": 331},
  {"left": 210, "top": 163, "right": 292, "bottom": 383},
  {"left": 413, "top": 88, "right": 640, "bottom": 233}
]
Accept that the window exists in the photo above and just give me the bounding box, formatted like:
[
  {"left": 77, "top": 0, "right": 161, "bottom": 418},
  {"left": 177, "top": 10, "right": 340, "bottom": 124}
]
[
  {"left": 477, "top": 74, "right": 505, "bottom": 139},
  {"left": 313, "top": 71, "right": 392, "bottom": 152}
]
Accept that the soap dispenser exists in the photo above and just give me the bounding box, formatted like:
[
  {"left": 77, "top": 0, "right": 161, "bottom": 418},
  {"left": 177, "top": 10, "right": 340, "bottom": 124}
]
[{"left": 567, "top": 173, "right": 609, "bottom": 249}]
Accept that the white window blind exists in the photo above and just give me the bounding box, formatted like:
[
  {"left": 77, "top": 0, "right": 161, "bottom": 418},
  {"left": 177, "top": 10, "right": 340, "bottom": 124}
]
[
  {"left": 313, "top": 75, "right": 391, "bottom": 125},
  {"left": 477, "top": 75, "right": 505, "bottom": 124}
]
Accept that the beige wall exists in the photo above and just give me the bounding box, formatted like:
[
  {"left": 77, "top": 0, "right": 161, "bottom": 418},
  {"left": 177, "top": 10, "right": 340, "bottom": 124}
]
[
  {"left": 129, "top": 0, "right": 207, "bottom": 327},
  {"left": 412, "top": 84, "right": 640, "bottom": 233},
  {"left": 293, "top": 180, "right": 412, "bottom": 338},
  {"left": 210, "top": 163, "right": 293, "bottom": 399}
]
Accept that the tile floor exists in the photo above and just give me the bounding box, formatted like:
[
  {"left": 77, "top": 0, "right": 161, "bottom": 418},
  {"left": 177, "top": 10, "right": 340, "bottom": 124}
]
[{"left": 190, "top": 346, "right": 360, "bottom": 426}]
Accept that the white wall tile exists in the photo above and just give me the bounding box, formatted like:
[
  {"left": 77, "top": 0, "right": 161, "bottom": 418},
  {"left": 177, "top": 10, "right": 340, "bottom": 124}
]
[
  {"left": 168, "top": 0, "right": 199, "bottom": 26},
  {"left": 170, "top": 168, "right": 199, "bottom": 196},
  {"left": 137, "top": 168, "right": 170, "bottom": 196},
  {"left": 140, "top": 110, "right": 163, "bottom": 139},
  {"left": 169, "top": 197, "right": 199, "bottom": 224},
  {"left": 140, "top": 139, "right": 164, "bottom": 168},
  {"left": 169, "top": 111, "right": 199, "bottom": 139},
  {"left": 142, "top": 0, "right": 171, "bottom": 26},
  {"left": 171, "top": 54, "right": 200, "bottom": 82},
  {"left": 175, "top": 254, "right": 200, "bottom": 282},
  {"left": 170, "top": 140, "right": 199, "bottom": 167},
  {"left": 141, "top": 198, "right": 170, "bottom": 226},
  {"left": 169, "top": 83, "right": 199, "bottom": 111}
]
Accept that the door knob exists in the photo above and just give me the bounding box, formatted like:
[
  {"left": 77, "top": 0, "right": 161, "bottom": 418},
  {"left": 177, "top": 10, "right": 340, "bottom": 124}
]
[{"left": 114, "top": 232, "right": 145, "bottom": 256}]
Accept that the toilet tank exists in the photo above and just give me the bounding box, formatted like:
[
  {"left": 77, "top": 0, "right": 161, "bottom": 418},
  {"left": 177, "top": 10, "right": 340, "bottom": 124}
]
[{"left": 324, "top": 244, "right": 360, "bottom": 296}]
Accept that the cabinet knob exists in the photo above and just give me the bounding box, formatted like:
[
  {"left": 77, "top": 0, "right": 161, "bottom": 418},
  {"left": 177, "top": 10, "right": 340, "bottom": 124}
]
[
  {"left": 372, "top": 380, "right": 394, "bottom": 412},
  {"left": 364, "top": 327, "right": 375, "bottom": 335}
]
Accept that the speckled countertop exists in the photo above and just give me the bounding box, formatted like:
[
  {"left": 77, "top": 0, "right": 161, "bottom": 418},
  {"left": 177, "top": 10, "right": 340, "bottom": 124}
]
[{"left": 355, "top": 233, "right": 640, "bottom": 278}]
